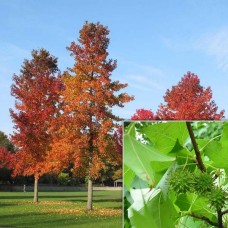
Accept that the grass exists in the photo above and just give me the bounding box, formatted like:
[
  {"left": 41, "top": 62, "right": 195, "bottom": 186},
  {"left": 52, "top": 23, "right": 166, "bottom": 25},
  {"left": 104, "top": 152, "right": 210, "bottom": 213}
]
[{"left": 0, "top": 190, "right": 122, "bottom": 228}]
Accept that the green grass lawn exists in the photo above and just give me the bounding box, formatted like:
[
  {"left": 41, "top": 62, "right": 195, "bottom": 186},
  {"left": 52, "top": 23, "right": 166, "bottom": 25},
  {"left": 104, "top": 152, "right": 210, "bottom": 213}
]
[{"left": 0, "top": 190, "right": 122, "bottom": 228}]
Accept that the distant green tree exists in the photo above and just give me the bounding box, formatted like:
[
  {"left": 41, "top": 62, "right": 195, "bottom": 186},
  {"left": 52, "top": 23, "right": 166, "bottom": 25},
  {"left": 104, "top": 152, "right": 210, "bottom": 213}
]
[
  {"left": 57, "top": 172, "right": 71, "bottom": 186},
  {"left": 0, "top": 131, "right": 15, "bottom": 152}
]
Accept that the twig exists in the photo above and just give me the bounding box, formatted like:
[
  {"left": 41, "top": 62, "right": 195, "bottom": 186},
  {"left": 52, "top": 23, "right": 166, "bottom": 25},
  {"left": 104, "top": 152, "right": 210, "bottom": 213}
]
[
  {"left": 186, "top": 122, "right": 206, "bottom": 172},
  {"left": 217, "top": 208, "right": 223, "bottom": 228},
  {"left": 188, "top": 213, "right": 218, "bottom": 226}
]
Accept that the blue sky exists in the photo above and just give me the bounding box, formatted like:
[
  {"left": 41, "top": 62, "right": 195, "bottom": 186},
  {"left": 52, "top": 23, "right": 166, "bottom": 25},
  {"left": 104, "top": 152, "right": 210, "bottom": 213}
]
[{"left": 1, "top": 0, "right": 228, "bottom": 135}]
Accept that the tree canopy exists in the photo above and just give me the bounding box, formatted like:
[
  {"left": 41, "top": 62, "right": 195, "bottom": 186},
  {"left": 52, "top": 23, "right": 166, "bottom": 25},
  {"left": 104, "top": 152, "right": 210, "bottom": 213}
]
[{"left": 10, "top": 48, "right": 63, "bottom": 202}]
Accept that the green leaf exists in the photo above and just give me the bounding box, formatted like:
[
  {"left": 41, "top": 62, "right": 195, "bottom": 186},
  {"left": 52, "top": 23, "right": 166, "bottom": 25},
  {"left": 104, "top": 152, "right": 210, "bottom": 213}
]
[
  {"left": 124, "top": 164, "right": 135, "bottom": 191},
  {"left": 175, "top": 193, "right": 215, "bottom": 220},
  {"left": 155, "top": 161, "right": 177, "bottom": 198},
  {"left": 150, "top": 160, "right": 174, "bottom": 184},
  {"left": 128, "top": 189, "right": 178, "bottom": 228},
  {"left": 196, "top": 139, "right": 210, "bottom": 152},
  {"left": 140, "top": 122, "right": 189, "bottom": 154},
  {"left": 178, "top": 216, "right": 209, "bottom": 228},
  {"left": 220, "top": 122, "right": 228, "bottom": 143},
  {"left": 126, "top": 122, "right": 136, "bottom": 137},
  {"left": 130, "top": 175, "right": 148, "bottom": 189},
  {"left": 124, "top": 133, "right": 175, "bottom": 183},
  {"left": 169, "top": 139, "right": 194, "bottom": 167},
  {"left": 203, "top": 140, "right": 228, "bottom": 168}
]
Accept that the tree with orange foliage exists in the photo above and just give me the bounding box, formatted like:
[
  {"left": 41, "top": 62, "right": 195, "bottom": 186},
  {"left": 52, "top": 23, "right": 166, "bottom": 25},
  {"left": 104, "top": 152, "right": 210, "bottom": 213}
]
[
  {"left": 156, "top": 72, "right": 224, "bottom": 120},
  {"left": 10, "top": 49, "right": 63, "bottom": 202},
  {"left": 59, "top": 22, "right": 133, "bottom": 210}
]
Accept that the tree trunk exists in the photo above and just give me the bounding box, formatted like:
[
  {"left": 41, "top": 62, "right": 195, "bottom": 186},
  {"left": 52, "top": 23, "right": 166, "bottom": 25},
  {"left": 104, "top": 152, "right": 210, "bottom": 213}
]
[
  {"left": 33, "top": 178, "right": 39, "bottom": 203},
  {"left": 87, "top": 178, "right": 93, "bottom": 210}
]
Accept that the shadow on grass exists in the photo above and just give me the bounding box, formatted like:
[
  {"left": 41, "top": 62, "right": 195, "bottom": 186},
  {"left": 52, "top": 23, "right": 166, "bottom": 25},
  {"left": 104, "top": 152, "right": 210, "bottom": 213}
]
[
  {"left": 0, "top": 196, "right": 32, "bottom": 200},
  {"left": 0, "top": 203, "right": 17, "bottom": 207},
  {"left": 0, "top": 213, "right": 76, "bottom": 227},
  {"left": 66, "top": 198, "right": 122, "bottom": 203},
  {"left": 0, "top": 212, "right": 121, "bottom": 228},
  {"left": 0, "top": 195, "right": 121, "bottom": 202}
]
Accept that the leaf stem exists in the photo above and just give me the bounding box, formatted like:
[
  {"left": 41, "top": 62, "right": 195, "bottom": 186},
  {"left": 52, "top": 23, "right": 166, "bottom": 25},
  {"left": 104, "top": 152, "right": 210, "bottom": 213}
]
[
  {"left": 186, "top": 122, "right": 206, "bottom": 172},
  {"left": 188, "top": 213, "right": 218, "bottom": 226}
]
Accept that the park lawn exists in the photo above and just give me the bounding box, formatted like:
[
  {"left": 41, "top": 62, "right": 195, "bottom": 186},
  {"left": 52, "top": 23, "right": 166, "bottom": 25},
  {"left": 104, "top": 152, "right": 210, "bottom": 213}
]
[{"left": 0, "top": 190, "right": 122, "bottom": 228}]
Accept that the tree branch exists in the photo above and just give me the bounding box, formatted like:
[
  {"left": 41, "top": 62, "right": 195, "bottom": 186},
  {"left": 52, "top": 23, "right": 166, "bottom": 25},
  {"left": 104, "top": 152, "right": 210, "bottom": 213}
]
[
  {"left": 188, "top": 212, "right": 218, "bottom": 227},
  {"left": 186, "top": 122, "right": 206, "bottom": 172},
  {"left": 217, "top": 209, "right": 223, "bottom": 228}
]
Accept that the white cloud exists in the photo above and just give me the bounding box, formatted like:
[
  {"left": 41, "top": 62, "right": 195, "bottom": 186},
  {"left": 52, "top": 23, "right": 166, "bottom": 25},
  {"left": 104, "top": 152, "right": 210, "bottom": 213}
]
[
  {"left": 120, "top": 61, "right": 165, "bottom": 92},
  {"left": 195, "top": 28, "right": 228, "bottom": 70},
  {"left": 161, "top": 28, "right": 228, "bottom": 71},
  {"left": 127, "top": 74, "right": 165, "bottom": 91},
  {"left": 122, "top": 60, "right": 164, "bottom": 78},
  {"left": 195, "top": 28, "right": 228, "bottom": 71}
]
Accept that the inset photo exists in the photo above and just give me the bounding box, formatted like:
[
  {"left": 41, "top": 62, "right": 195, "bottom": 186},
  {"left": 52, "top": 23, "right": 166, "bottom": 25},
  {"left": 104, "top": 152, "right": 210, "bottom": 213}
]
[{"left": 124, "top": 121, "right": 228, "bottom": 228}]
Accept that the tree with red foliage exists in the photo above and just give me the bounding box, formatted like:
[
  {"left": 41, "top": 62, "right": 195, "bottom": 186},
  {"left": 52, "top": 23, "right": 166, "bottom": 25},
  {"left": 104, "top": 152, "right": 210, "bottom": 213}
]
[
  {"left": 57, "top": 22, "right": 133, "bottom": 210},
  {"left": 10, "top": 49, "right": 63, "bottom": 202},
  {"left": 131, "top": 109, "right": 157, "bottom": 120},
  {"left": 157, "top": 72, "right": 224, "bottom": 120},
  {"left": 0, "top": 147, "right": 12, "bottom": 169}
]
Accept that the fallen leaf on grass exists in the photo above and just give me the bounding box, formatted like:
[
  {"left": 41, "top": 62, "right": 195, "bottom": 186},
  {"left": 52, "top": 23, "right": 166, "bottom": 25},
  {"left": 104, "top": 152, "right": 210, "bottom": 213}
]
[{"left": 44, "top": 208, "right": 122, "bottom": 216}]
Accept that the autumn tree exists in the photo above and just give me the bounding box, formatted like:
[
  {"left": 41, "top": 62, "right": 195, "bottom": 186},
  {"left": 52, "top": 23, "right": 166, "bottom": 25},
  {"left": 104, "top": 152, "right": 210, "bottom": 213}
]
[
  {"left": 10, "top": 49, "right": 63, "bottom": 202},
  {"left": 131, "top": 109, "right": 157, "bottom": 120},
  {"left": 0, "top": 131, "right": 15, "bottom": 183},
  {"left": 60, "top": 21, "right": 133, "bottom": 210},
  {"left": 0, "top": 147, "right": 12, "bottom": 169},
  {"left": 156, "top": 72, "right": 224, "bottom": 120}
]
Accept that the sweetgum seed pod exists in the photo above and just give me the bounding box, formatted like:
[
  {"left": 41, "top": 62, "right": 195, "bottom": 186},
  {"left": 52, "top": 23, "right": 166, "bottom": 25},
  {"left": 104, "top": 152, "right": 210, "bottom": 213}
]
[
  {"left": 208, "top": 187, "right": 227, "bottom": 209},
  {"left": 193, "top": 172, "right": 214, "bottom": 194},
  {"left": 169, "top": 169, "right": 194, "bottom": 194}
]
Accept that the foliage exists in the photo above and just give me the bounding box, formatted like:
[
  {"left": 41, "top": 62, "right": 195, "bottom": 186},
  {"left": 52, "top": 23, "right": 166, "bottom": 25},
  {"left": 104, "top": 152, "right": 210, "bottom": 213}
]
[
  {"left": 49, "top": 21, "right": 133, "bottom": 209},
  {"left": 157, "top": 72, "right": 224, "bottom": 120},
  {"left": 0, "top": 131, "right": 15, "bottom": 152},
  {"left": 0, "top": 147, "right": 14, "bottom": 170},
  {"left": 115, "top": 109, "right": 156, "bottom": 155},
  {"left": 124, "top": 121, "right": 228, "bottom": 228},
  {"left": 10, "top": 48, "right": 64, "bottom": 180},
  {"left": 131, "top": 109, "right": 157, "bottom": 120},
  {"left": 57, "top": 172, "right": 71, "bottom": 186},
  {"left": 208, "top": 187, "right": 227, "bottom": 210},
  {"left": 0, "top": 132, "right": 15, "bottom": 184},
  {"left": 112, "top": 168, "right": 123, "bottom": 181}
]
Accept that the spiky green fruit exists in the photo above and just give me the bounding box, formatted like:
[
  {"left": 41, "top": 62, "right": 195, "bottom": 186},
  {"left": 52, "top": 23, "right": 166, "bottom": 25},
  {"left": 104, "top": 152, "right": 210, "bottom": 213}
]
[
  {"left": 208, "top": 187, "right": 227, "bottom": 209},
  {"left": 169, "top": 169, "right": 194, "bottom": 194},
  {"left": 193, "top": 172, "right": 214, "bottom": 194}
]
